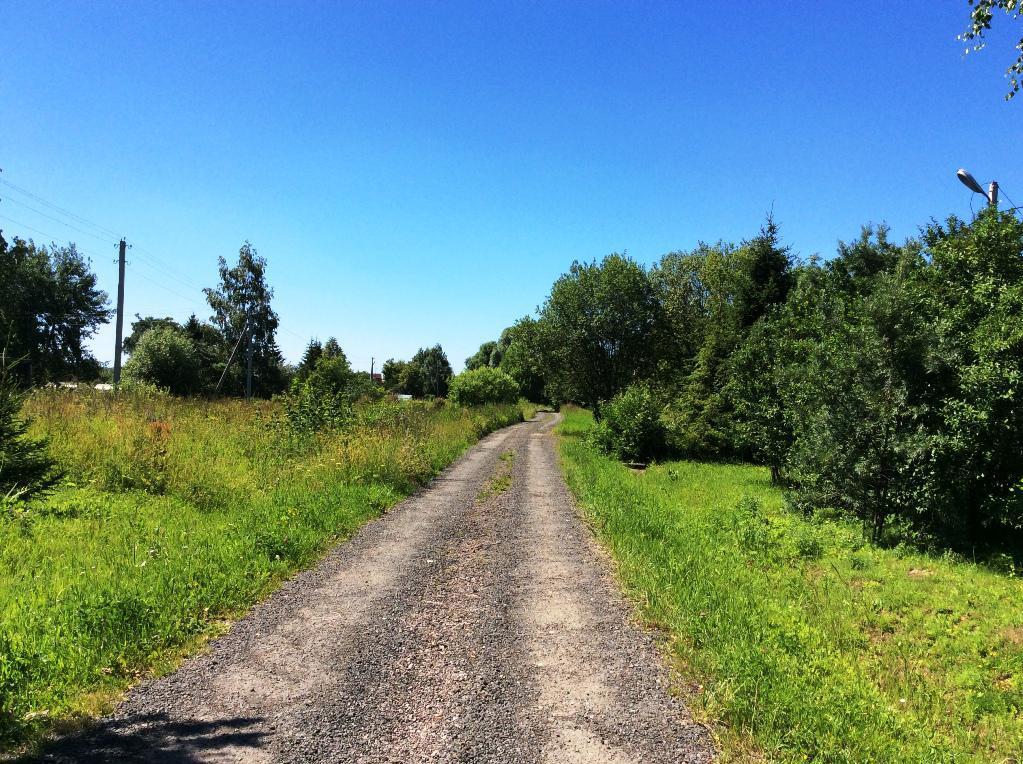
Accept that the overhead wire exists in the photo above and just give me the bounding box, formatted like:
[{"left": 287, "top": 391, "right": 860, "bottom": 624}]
[
  {"left": 1, "top": 175, "right": 211, "bottom": 292},
  {"left": 0, "top": 214, "right": 115, "bottom": 261},
  {"left": 2, "top": 176, "right": 312, "bottom": 350},
  {"left": 0, "top": 195, "right": 122, "bottom": 246},
  {"left": 998, "top": 187, "right": 1023, "bottom": 215},
  {"left": 127, "top": 265, "right": 213, "bottom": 314},
  {"left": 0, "top": 176, "right": 123, "bottom": 240}
]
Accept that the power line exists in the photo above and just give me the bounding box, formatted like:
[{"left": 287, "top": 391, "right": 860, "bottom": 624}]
[
  {"left": 128, "top": 264, "right": 210, "bottom": 311},
  {"left": 999, "top": 187, "right": 1023, "bottom": 214},
  {"left": 0, "top": 176, "right": 123, "bottom": 240},
  {"left": 1, "top": 174, "right": 205, "bottom": 291},
  {"left": 2, "top": 175, "right": 309, "bottom": 357},
  {"left": 0, "top": 195, "right": 121, "bottom": 246},
  {"left": 0, "top": 214, "right": 115, "bottom": 261},
  {"left": 131, "top": 252, "right": 209, "bottom": 294}
]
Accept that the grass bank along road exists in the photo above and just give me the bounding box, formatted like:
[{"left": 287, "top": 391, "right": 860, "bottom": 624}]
[{"left": 40, "top": 413, "right": 713, "bottom": 763}]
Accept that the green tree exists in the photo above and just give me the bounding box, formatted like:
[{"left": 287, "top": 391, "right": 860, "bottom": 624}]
[
  {"left": 296, "top": 340, "right": 323, "bottom": 380},
  {"left": 0, "top": 233, "right": 110, "bottom": 385},
  {"left": 322, "top": 337, "right": 343, "bottom": 359},
  {"left": 123, "top": 315, "right": 180, "bottom": 355},
  {"left": 410, "top": 345, "right": 452, "bottom": 398},
  {"left": 917, "top": 209, "right": 1023, "bottom": 537},
  {"left": 0, "top": 361, "right": 58, "bottom": 501},
  {"left": 660, "top": 222, "right": 792, "bottom": 457},
  {"left": 122, "top": 325, "right": 202, "bottom": 395},
  {"left": 781, "top": 264, "right": 932, "bottom": 541},
  {"left": 303, "top": 344, "right": 352, "bottom": 394},
  {"left": 536, "top": 254, "right": 660, "bottom": 410},
  {"left": 657, "top": 243, "right": 745, "bottom": 456},
  {"left": 203, "top": 242, "right": 286, "bottom": 397},
  {"left": 498, "top": 317, "right": 548, "bottom": 403},
  {"left": 591, "top": 383, "right": 665, "bottom": 463},
  {"left": 381, "top": 358, "right": 408, "bottom": 392},
  {"left": 735, "top": 217, "right": 793, "bottom": 328},
  {"left": 181, "top": 314, "right": 227, "bottom": 393},
  {"left": 465, "top": 341, "right": 499, "bottom": 371}
]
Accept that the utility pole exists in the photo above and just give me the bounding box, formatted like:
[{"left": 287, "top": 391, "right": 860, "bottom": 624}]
[
  {"left": 371, "top": 357, "right": 375, "bottom": 378},
  {"left": 989, "top": 181, "right": 999, "bottom": 208},
  {"left": 245, "top": 312, "right": 254, "bottom": 400},
  {"left": 112, "top": 238, "right": 127, "bottom": 386}
]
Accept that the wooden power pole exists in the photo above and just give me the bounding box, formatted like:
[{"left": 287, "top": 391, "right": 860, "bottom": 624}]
[{"left": 112, "top": 238, "right": 127, "bottom": 386}]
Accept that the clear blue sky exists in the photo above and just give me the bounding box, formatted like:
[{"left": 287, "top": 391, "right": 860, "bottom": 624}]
[{"left": 3, "top": 1, "right": 1020, "bottom": 372}]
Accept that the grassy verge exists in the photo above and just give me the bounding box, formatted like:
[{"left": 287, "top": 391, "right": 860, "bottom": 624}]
[
  {"left": 0, "top": 390, "right": 528, "bottom": 753},
  {"left": 556, "top": 407, "right": 1023, "bottom": 763}
]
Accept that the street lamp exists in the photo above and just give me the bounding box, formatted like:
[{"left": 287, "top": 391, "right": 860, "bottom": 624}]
[{"left": 957, "top": 168, "right": 999, "bottom": 207}]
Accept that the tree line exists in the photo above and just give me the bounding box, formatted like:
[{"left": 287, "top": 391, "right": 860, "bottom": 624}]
[{"left": 471, "top": 210, "right": 1023, "bottom": 547}]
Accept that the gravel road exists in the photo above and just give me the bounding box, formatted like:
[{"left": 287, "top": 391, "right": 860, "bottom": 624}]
[{"left": 40, "top": 413, "right": 714, "bottom": 763}]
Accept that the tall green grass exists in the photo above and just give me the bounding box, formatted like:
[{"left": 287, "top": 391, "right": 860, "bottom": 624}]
[
  {"left": 0, "top": 389, "right": 527, "bottom": 751},
  {"left": 557, "top": 408, "right": 1023, "bottom": 763}
]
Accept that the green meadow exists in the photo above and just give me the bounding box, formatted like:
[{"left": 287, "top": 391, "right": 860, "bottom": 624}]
[{"left": 557, "top": 408, "right": 1023, "bottom": 763}]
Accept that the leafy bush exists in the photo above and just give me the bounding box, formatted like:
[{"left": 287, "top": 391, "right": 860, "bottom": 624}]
[
  {"left": 122, "top": 326, "right": 202, "bottom": 395},
  {"left": 448, "top": 367, "right": 520, "bottom": 406},
  {"left": 591, "top": 383, "right": 664, "bottom": 462},
  {"left": 281, "top": 343, "right": 359, "bottom": 433}
]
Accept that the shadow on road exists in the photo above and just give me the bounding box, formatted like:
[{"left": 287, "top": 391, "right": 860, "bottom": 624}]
[{"left": 26, "top": 712, "right": 267, "bottom": 763}]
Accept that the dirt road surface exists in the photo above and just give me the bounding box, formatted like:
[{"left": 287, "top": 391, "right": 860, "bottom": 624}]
[{"left": 40, "top": 413, "right": 714, "bottom": 763}]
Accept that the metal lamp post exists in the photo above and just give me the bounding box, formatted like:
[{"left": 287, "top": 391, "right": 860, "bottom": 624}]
[{"left": 957, "top": 168, "right": 998, "bottom": 207}]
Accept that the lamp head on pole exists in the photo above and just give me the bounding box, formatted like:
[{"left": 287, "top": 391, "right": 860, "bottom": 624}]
[{"left": 957, "top": 168, "right": 986, "bottom": 196}]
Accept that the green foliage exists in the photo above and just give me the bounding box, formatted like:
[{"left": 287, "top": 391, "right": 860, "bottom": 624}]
[
  {"left": 380, "top": 358, "right": 407, "bottom": 391},
  {"left": 203, "top": 241, "right": 286, "bottom": 397},
  {"left": 122, "top": 326, "right": 202, "bottom": 395},
  {"left": 590, "top": 383, "right": 664, "bottom": 462},
  {"left": 657, "top": 221, "right": 792, "bottom": 458},
  {"left": 281, "top": 381, "right": 353, "bottom": 434},
  {"left": 180, "top": 314, "right": 228, "bottom": 393},
  {"left": 522, "top": 210, "right": 1023, "bottom": 544},
  {"left": 724, "top": 213, "right": 1023, "bottom": 543},
  {"left": 0, "top": 370, "right": 57, "bottom": 502},
  {"left": 0, "top": 233, "right": 110, "bottom": 386},
  {"left": 387, "top": 345, "right": 453, "bottom": 398},
  {"left": 122, "top": 315, "right": 179, "bottom": 355},
  {"left": 536, "top": 254, "right": 660, "bottom": 408},
  {"left": 918, "top": 210, "right": 1023, "bottom": 536},
  {"left": 413, "top": 344, "right": 452, "bottom": 397},
  {"left": 297, "top": 339, "right": 324, "bottom": 379},
  {"left": 465, "top": 340, "right": 499, "bottom": 371},
  {"left": 558, "top": 409, "right": 1023, "bottom": 762},
  {"left": 497, "top": 318, "right": 547, "bottom": 402},
  {"left": 960, "top": 0, "right": 1023, "bottom": 99},
  {"left": 448, "top": 367, "right": 520, "bottom": 406},
  {"left": 283, "top": 339, "right": 355, "bottom": 432},
  {"left": 346, "top": 371, "right": 385, "bottom": 403}
]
